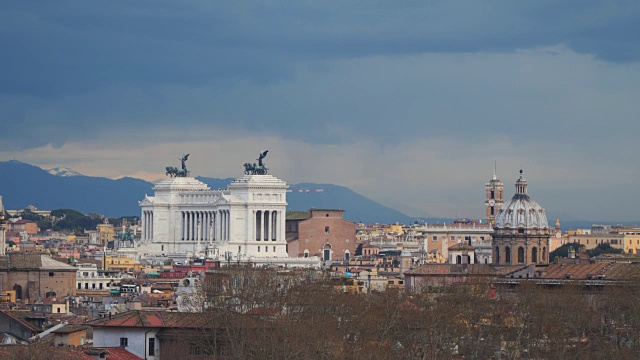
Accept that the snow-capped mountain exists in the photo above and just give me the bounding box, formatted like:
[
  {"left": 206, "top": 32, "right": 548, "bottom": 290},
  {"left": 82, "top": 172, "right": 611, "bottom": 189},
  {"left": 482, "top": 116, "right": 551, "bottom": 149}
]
[{"left": 47, "top": 167, "right": 84, "bottom": 177}]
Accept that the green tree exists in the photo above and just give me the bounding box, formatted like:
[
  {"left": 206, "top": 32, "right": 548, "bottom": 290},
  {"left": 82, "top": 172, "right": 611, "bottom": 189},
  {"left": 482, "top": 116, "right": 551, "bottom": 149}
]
[
  {"left": 586, "top": 243, "right": 624, "bottom": 257},
  {"left": 549, "top": 243, "right": 581, "bottom": 262}
]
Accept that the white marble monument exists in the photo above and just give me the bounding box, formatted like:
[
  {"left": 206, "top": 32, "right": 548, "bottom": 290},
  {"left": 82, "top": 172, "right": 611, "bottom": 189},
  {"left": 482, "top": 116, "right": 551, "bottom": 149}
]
[{"left": 139, "top": 169, "right": 319, "bottom": 267}]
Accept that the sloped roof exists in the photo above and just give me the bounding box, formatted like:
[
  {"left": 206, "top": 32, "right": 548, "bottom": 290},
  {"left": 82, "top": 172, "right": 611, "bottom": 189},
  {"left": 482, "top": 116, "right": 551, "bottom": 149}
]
[
  {"left": 0, "top": 310, "right": 42, "bottom": 333},
  {"left": 86, "top": 347, "right": 143, "bottom": 360},
  {"left": 0, "top": 254, "right": 76, "bottom": 271},
  {"left": 405, "top": 264, "right": 523, "bottom": 276},
  {"left": 286, "top": 211, "right": 310, "bottom": 221},
  {"left": 51, "top": 324, "right": 87, "bottom": 334},
  {"left": 536, "top": 262, "right": 640, "bottom": 280},
  {"left": 89, "top": 310, "right": 212, "bottom": 329},
  {"left": 447, "top": 243, "right": 475, "bottom": 251},
  {"left": 0, "top": 345, "right": 93, "bottom": 360}
]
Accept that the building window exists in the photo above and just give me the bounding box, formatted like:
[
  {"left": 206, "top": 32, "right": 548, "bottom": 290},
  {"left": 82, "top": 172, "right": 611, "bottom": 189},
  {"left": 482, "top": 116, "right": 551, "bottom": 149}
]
[
  {"left": 99, "top": 283, "right": 103, "bottom": 290},
  {"left": 149, "top": 338, "right": 155, "bottom": 356},
  {"left": 304, "top": 250, "right": 309, "bottom": 258},
  {"left": 257, "top": 246, "right": 260, "bottom": 252},
  {"left": 120, "top": 338, "right": 128, "bottom": 347},
  {"left": 49, "top": 272, "right": 54, "bottom": 277},
  {"left": 273, "top": 246, "right": 276, "bottom": 252},
  {"left": 85, "top": 283, "right": 89, "bottom": 289},
  {"left": 505, "top": 247, "right": 511, "bottom": 264},
  {"left": 450, "top": 236, "right": 455, "bottom": 242},
  {"left": 325, "top": 226, "right": 330, "bottom": 234},
  {"left": 432, "top": 236, "right": 437, "bottom": 241},
  {"left": 190, "top": 344, "right": 200, "bottom": 356},
  {"left": 345, "top": 250, "right": 350, "bottom": 261},
  {"left": 77, "top": 283, "right": 81, "bottom": 290},
  {"left": 517, "top": 247, "right": 525, "bottom": 263}
]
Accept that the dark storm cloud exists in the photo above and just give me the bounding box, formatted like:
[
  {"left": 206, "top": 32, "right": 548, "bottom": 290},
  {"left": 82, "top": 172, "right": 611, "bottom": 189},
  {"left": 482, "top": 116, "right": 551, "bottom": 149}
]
[
  {"left": 2, "top": 1, "right": 639, "bottom": 96},
  {"left": 1, "top": 1, "right": 639, "bottom": 151}
]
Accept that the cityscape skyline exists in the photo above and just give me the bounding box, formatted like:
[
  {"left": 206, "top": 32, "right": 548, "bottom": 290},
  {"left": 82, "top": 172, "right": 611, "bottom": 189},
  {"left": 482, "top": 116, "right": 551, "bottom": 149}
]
[{"left": 1, "top": 2, "right": 639, "bottom": 221}]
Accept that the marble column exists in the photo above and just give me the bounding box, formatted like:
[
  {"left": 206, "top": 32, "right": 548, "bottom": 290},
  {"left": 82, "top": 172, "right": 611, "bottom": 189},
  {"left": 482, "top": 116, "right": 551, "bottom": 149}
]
[
  {"left": 260, "top": 210, "right": 265, "bottom": 241},
  {"left": 267, "top": 210, "right": 272, "bottom": 242}
]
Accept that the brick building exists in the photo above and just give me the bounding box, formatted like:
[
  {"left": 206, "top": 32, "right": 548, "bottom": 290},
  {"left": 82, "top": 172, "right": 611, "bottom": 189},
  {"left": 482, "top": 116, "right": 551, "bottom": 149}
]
[
  {"left": 0, "top": 253, "right": 78, "bottom": 301},
  {"left": 286, "top": 209, "right": 356, "bottom": 262},
  {"left": 8, "top": 219, "right": 39, "bottom": 235}
]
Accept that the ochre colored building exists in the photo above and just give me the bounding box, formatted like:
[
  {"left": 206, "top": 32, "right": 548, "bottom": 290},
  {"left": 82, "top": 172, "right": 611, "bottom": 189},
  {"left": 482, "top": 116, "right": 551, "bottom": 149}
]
[{"left": 286, "top": 209, "right": 356, "bottom": 262}]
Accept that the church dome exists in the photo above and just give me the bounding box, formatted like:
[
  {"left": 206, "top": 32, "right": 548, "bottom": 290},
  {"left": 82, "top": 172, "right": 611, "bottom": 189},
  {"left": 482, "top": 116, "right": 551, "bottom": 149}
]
[{"left": 494, "top": 170, "right": 549, "bottom": 231}]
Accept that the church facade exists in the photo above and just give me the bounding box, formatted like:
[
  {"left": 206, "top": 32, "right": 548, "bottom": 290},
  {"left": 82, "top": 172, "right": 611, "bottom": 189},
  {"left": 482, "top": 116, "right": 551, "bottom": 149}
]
[{"left": 492, "top": 170, "right": 551, "bottom": 265}]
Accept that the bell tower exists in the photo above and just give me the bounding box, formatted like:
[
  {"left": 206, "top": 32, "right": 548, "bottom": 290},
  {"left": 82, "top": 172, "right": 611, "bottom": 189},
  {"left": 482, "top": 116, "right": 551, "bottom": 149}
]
[{"left": 485, "top": 162, "right": 504, "bottom": 225}]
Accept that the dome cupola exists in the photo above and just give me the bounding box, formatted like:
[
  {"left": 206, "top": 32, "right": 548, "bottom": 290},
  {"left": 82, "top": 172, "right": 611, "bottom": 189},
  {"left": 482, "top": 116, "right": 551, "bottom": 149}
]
[{"left": 494, "top": 170, "right": 549, "bottom": 231}]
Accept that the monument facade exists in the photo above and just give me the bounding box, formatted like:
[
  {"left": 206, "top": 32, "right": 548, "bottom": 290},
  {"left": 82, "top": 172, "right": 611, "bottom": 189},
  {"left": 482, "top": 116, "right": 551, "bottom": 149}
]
[{"left": 139, "top": 153, "right": 319, "bottom": 267}]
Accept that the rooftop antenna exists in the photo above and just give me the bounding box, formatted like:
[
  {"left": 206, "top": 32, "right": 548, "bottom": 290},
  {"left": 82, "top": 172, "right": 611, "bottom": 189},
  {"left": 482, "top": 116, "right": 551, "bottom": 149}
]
[{"left": 493, "top": 159, "right": 497, "bottom": 180}]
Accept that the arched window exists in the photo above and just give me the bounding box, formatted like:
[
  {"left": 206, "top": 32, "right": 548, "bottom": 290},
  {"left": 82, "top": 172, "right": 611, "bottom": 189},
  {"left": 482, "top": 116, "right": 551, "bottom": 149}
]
[
  {"left": 13, "top": 284, "right": 22, "bottom": 300},
  {"left": 542, "top": 247, "right": 547, "bottom": 262},
  {"left": 456, "top": 255, "right": 462, "bottom": 264},
  {"left": 505, "top": 246, "right": 511, "bottom": 264},
  {"left": 495, "top": 246, "right": 500, "bottom": 264},
  {"left": 532, "top": 247, "right": 538, "bottom": 263},
  {"left": 344, "top": 250, "right": 350, "bottom": 261},
  {"left": 517, "top": 247, "right": 525, "bottom": 263}
]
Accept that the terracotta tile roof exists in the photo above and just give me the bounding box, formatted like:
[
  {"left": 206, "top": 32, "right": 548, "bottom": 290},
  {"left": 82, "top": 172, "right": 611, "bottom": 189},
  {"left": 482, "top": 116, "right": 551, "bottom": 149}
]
[
  {"left": 13, "top": 219, "right": 36, "bottom": 224},
  {"left": 86, "top": 347, "right": 143, "bottom": 360},
  {"left": 405, "top": 264, "right": 523, "bottom": 276},
  {"left": 0, "top": 344, "right": 93, "bottom": 359},
  {"left": 51, "top": 324, "right": 87, "bottom": 334},
  {"left": 89, "top": 310, "right": 212, "bottom": 329},
  {"left": 535, "top": 262, "right": 640, "bottom": 280},
  {"left": 447, "top": 243, "right": 475, "bottom": 251},
  {"left": 0, "top": 310, "right": 43, "bottom": 332},
  {"left": 0, "top": 254, "right": 76, "bottom": 271}
]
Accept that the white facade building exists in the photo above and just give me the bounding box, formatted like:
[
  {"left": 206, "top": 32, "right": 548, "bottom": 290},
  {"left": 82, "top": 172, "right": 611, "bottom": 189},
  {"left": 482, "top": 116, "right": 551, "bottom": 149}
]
[
  {"left": 75, "top": 263, "right": 121, "bottom": 293},
  {"left": 139, "top": 174, "right": 319, "bottom": 267},
  {"left": 421, "top": 223, "right": 494, "bottom": 264}
]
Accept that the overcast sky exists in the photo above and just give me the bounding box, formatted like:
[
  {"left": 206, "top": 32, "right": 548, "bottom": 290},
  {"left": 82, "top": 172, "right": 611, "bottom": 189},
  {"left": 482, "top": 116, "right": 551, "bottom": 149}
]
[{"left": 1, "top": 1, "right": 639, "bottom": 222}]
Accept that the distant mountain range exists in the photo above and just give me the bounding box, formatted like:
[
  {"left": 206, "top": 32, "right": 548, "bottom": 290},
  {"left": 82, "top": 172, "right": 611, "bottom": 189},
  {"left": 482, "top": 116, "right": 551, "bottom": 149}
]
[
  {"left": 0, "top": 160, "right": 418, "bottom": 223},
  {"left": 3, "top": 160, "right": 634, "bottom": 229}
]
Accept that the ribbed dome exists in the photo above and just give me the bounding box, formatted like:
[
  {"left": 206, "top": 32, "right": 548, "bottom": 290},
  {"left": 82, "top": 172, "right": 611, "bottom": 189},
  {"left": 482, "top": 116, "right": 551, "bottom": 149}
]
[{"left": 494, "top": 170, "right": 549, "bottom": 230}]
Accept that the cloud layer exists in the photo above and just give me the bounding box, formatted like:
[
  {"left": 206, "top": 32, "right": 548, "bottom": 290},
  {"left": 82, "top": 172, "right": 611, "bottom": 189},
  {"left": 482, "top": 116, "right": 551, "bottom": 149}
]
[{"left": 1, "top": 2, "right": 639, "bottom": 221}]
